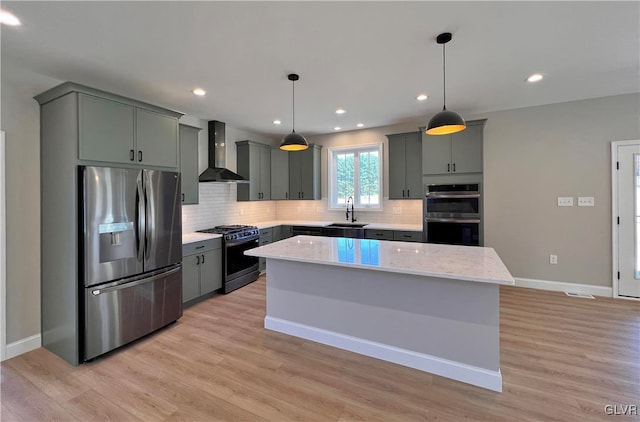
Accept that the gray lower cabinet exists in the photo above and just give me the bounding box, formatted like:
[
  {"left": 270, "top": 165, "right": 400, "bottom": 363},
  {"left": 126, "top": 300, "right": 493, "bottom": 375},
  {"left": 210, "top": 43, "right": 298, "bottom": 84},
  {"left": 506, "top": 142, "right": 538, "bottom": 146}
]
[
  {"left": 182, "top": 238, "right": 222, "bottom": 304},
  {"left": 387, "top": 131, "right": 423, "bottom": 199},
  {"left": 289, "top": 144, "right": 322, "bottom": 200},
  {"left": 237, "top": 141, "right": 271, "bottom": 201},
  {"left": 280, "top": 225, "right": 294, "bottom": 239},
  {"left": 365, "top": 229, "right": 394, "bottom": 240},
  {"left": 271, "top": 148, "right": 290, "bottom": 200},
  {"left": 258, "top": 228, "right": 274, "bottom": 272},
  {"left": 77, "top": 92, "right": 180, "bottom": 168},
  {"left": 393, "top": 231, "right": 423, "bottom": 242},
  {"left": 179, "top": 124, "right": 201, "bottom": 204},
  {"left": 422, "top": 119, "right": 486, "bottom": 175}
]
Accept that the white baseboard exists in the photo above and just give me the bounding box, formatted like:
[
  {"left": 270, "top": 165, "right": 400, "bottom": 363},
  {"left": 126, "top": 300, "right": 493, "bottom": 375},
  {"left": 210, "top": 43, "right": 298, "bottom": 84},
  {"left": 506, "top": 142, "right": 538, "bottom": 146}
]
[
  {"left": 265, "top": 316, "right": 503, "bottom": 392},
  {"left": 4, "top": 334, "right": 41, "bottom": 361},
  {"left": 514, "top": 277, "right": 612, "bottom": 298}
]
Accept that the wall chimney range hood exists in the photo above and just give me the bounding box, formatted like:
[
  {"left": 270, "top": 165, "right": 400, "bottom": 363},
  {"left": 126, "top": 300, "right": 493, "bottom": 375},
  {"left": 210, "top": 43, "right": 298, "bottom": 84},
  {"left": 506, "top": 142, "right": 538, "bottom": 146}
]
[{"left": 199, "top": 120, "right": 248, "bottom": 183}]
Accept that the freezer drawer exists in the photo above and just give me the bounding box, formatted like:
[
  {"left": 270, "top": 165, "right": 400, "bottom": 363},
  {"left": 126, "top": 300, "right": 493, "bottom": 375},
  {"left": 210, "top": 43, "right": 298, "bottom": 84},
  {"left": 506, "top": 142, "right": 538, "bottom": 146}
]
[{"left": 84, "top": 265, "right": 182, "bottom": 361}]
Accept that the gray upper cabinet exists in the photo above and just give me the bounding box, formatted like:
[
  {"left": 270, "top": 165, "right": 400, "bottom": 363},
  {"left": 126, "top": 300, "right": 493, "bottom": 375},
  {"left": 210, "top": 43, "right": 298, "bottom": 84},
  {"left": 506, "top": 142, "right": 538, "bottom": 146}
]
[
  {"left": 289, "top": 144, "right": 322, "bottom": 200},
  {"left": 179, "top": 124, "right": 201, "bottom": 204},
  {"left": 37, "top": 83, "right": 182, "bottom": 170},
  {"left": 236, "top": 141, "right": 271, "bottom": 201},
  {"left": 387, "top": 131, "right": 422, "bottom": 199},
  {"left": 422, "top": 119, "right": 486, "bottom": 175},
  {"left": 271, "top": 148, "right": 290, "bottom": 200},
  {"left": 79, "top": 94, "right": 135, "bottom": 164},
  {"left": 136, "top": 108, "right": 179, "bottom": 168}
]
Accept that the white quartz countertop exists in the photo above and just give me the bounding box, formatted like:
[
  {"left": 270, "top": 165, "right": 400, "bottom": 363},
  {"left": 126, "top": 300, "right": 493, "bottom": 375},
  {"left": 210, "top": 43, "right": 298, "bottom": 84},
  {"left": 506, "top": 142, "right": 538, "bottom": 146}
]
[
  {"left": 246, "top": 235, "right": 515, "bottom": 286},
  {"left": 253, "top": 220, "right": 422, "bottom": 232},
  {"left": 182, "top": 232, "right": 223, "bottom": 244}
]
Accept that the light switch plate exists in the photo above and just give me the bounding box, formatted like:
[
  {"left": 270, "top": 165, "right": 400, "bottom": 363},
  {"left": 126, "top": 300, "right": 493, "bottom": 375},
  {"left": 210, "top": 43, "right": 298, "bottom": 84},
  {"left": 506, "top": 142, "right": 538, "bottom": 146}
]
[
  {"left": 578, "top": 196, "right": 595, "bottom": 207},
  {"left": 557, "top": 197, "right": 573, "bottom": 207}
]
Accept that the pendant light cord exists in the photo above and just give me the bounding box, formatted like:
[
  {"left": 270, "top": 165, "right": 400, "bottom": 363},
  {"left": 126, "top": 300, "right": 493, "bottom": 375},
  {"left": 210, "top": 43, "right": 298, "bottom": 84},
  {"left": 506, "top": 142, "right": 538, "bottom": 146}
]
[
  {"left": 442, "top": 42, "right": 447, "bottom": 111},
  {"left": 292, "top": 79, "right": 296, "bottom": 132}
]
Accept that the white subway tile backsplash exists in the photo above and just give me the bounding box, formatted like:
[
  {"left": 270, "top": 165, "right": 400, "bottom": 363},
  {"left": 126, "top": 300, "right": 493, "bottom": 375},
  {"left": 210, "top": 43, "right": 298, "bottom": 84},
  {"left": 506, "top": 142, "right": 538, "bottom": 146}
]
[
  {"left": 182, "top": 183, "right": 277, "bottom": 232},
  {"left": 182, "top": 183, "right": 422, "bottom": 233}
]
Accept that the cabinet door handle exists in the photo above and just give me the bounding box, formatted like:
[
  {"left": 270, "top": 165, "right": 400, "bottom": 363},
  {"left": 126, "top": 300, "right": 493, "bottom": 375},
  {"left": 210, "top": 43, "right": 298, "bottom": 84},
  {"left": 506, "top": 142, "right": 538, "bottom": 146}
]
[
  {"left": 298, "top": 192, "right": 301, "bottom": 199},
  {"left": 453, "top": 163, "right": 456, "bottom": 172},
  {"left": 129, "top": 149, "right": 135, "bottom": 161},
  {"left": 407, "top": 190, "right": 410, "bottom": 197},
  {"left": 182, "top": 193, "right": 185, "bottom": 202},
  {"left": 201, "top": 254, "right": 205, "bottom": 263},
  {"left": 196, "top": 255, "right": 200, "bottom": 265},
  {"left": 195, "top": 245, "right": 205, "bottom": 249},
  {"left": 138, "top": 151, "right": 143, "bottom": 162},
  {"left": 301, "top": 192, "right": 304, "bottom": 199},
  {"left": 447, "top": 163, "right": 450, "bottom": 172},
  {"left": 285, "top": 192, "right": 288, "bottom": 199}
]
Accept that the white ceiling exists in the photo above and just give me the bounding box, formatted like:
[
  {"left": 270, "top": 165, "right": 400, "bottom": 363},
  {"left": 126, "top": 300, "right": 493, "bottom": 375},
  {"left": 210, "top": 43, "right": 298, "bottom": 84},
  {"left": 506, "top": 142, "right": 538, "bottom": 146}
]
[{"left": 2, "top": 1, "right": 639, "bottom": 138}]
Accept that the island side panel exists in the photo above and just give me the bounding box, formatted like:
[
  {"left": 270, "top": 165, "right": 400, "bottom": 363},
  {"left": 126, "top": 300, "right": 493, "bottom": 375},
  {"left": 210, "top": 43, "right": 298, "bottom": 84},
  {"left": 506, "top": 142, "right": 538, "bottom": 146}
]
[{"left": 264, "top": 259, "right": 501, "bottom": 376}]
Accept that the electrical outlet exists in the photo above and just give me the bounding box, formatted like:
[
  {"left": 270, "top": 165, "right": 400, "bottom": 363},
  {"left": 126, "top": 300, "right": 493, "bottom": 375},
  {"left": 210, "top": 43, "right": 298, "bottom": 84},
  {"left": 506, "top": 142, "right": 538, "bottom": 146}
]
[
  {"left": 578, "top": 196, "right": 595, "bottom": 207},
  {"left": 557, "top": 197, "right": 573, "bottom": 207},
  {"left": 549, "top": 254, "right": 558, "bottom": 264}
]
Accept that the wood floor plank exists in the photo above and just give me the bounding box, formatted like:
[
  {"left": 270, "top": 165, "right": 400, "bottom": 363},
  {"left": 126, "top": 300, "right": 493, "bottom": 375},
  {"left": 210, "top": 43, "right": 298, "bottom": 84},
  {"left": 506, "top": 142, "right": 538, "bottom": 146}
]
[{"left": 1, "top": 276, "right": 638, "bottom": 421}]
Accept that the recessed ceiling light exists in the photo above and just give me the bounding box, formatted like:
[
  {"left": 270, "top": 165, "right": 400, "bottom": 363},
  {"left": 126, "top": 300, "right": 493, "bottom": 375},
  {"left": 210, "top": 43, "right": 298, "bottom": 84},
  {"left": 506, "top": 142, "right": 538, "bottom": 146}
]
[
  {"left": 334, "top": 127, "right": 341, "bottom": 131},
  {"left": 0, "top": 10, "right": 21, "bottom": 26},
  {"left": 416, "top": 94, "right": 428, "bottom": 101},
  {"left": 335, "top": 109, "right": 346, "bottom": 115},
  {"left": 192, "top": 88, "right": 206, "bottom": 96},
  {"left": 356, "top": 123, "right": 364, "bottom": 128},
  {"left": 273, "top": 120, "right": 282, "bottom": 125},
  {"left": 526, "top": 73, "right": 543, "bottom": 83}
]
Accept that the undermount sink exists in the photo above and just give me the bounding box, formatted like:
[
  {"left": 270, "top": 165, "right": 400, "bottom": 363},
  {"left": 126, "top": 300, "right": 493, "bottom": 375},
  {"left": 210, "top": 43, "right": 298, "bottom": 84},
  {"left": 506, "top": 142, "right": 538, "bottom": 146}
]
[{"left": 326, "top": 222, "right": 368, "bottom": 228}]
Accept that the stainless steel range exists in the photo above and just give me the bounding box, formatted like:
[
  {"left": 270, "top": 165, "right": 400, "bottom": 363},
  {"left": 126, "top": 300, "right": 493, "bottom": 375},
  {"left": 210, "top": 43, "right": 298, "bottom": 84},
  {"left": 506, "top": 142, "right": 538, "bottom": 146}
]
[{"left": 197, "top": 225, "right": 260, "bottom": 293}]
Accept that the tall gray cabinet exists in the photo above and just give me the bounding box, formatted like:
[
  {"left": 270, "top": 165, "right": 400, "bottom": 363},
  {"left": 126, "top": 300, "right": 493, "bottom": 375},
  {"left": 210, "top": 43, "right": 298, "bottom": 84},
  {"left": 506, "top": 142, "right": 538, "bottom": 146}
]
[
  {"left": 422, "top": 119, "right": 486, "bottom": 175},
  {"left": 179, "top": 124, "right": 201, "bottom": 204},
  {"left": 35, "top": 82, "right": 182, "bottom": 365},
  {"left": 236, "top": 140, "right": 271, "bottom": 201},
  {"left": 387, "top": 131, "right": 422, "bottom": 199},
  {"left": 270, "top": 147, "right": 290, "bottom": 200},
  {"left": 289, "top": 144, "right": 322, "bottom": 200}
]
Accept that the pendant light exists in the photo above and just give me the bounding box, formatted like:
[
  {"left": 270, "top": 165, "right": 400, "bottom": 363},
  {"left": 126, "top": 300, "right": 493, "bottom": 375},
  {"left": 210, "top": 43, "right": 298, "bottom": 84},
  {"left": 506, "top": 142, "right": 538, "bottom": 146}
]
[
  {"left": 280, "top": 73, "right": 309, "bottom": 151},
  {"left": 426, "top": 32, "right": 466, "bottom": 136}
]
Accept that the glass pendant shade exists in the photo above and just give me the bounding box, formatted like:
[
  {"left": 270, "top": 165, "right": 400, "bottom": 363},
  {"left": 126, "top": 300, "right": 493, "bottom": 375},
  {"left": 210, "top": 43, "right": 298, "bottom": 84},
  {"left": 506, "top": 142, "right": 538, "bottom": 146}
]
[
  {"left": 280, "top": 131, "right": 308, "bottom": 151},
  {"left": 426, "top": 108, "right": 466, "bottom": 135}
]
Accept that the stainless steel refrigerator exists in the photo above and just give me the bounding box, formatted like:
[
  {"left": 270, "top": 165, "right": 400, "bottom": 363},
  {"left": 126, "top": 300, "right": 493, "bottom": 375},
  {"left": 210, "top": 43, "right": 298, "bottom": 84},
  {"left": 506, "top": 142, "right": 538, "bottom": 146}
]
[{"left": 81, "top": 166, "right": 182, "bottom": 361}]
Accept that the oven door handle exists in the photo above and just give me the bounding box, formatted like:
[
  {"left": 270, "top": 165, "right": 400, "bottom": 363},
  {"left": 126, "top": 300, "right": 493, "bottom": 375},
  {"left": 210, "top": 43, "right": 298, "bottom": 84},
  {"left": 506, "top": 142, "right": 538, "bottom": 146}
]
[
  {"left": 425, "top": 192, "right": 480, "bottom": 199},
  {"left": 426, "top": 218, "right": 481, "bottom": 224},
  {"left": 226, "top": 238, "right": 259, "bottom": 247}
]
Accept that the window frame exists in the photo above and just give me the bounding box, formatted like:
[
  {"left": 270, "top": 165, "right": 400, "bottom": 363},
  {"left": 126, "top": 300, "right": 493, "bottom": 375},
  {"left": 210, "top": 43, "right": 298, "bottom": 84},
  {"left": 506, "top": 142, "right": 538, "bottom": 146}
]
[{"left": 328, "top": 143, "right": 383, "bottom": 211}]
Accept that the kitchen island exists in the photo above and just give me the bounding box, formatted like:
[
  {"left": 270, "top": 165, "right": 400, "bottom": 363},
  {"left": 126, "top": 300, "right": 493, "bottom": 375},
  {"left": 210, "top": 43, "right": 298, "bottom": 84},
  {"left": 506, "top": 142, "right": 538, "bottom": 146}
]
[{"left": 246, "top": 236, "right": 515, "bottom": 392}]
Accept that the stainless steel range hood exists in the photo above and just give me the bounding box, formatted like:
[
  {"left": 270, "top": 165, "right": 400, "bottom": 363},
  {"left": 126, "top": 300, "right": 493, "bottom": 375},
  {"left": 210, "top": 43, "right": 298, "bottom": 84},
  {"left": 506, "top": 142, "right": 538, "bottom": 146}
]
[{"left": 199, "top": 120, "right": 248, "bottom": 183}]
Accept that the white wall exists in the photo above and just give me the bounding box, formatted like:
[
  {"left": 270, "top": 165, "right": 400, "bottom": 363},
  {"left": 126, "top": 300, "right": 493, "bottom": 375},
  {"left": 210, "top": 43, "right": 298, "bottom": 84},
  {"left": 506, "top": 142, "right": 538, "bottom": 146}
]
[{"left": 476, "top": 93, "right": 640, "bottom": 288}]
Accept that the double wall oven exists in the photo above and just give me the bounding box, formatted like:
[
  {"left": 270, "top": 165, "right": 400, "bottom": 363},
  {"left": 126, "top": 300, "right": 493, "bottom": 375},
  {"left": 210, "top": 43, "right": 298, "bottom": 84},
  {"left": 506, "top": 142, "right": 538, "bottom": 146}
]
[
  {"left": 423, "top": 183, "right": 482, "bottom": 246},
  {"left": 197, "top": 225, "right": 259, "bottom": 293}
]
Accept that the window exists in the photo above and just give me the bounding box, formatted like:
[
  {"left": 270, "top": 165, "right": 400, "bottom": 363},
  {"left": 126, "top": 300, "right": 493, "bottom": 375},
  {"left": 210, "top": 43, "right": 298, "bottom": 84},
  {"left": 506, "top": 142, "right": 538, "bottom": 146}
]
[{"left": 329, "top": 144, "right": 383, "bottom": 209}]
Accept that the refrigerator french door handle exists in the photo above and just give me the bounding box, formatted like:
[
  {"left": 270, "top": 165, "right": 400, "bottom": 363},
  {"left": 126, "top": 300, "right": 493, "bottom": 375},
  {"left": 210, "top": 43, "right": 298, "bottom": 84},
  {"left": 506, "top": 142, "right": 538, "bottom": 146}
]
[
  {"left": 136, "top": 174, "right": 146, "bottom": 263},
  {"left": 143, "top": 171, "right": 155, "bottom": 262}
]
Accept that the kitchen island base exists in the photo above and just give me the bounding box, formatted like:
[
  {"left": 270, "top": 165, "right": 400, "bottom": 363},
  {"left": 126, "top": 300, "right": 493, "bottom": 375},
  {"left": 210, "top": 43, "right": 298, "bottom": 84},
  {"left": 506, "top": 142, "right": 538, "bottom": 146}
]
[{"left": 264, "top": 259, "right": 503, "bottom": 392}]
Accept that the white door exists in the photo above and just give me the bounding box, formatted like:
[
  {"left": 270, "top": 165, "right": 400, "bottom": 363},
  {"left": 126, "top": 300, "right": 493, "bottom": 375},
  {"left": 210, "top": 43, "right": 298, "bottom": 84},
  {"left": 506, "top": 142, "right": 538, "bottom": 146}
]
[{"left": 615, "top": 142, "right": 640, "bottom": 298}]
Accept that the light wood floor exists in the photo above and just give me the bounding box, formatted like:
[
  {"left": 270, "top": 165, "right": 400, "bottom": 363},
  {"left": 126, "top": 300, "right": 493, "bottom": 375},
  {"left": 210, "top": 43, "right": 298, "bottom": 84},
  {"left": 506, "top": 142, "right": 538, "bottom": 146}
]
[{"left": 2, "top": 275, "right": 639, "bottom": 421}]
